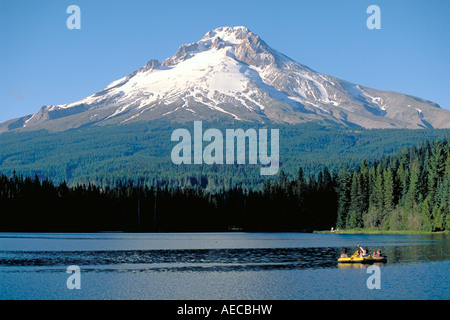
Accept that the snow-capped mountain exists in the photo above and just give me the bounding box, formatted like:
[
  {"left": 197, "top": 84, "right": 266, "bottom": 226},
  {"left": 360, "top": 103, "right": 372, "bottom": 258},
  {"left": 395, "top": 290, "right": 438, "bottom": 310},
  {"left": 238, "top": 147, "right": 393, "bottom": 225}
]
[{"left": 2, "top": 26, "right": 450, "bottom": 132}]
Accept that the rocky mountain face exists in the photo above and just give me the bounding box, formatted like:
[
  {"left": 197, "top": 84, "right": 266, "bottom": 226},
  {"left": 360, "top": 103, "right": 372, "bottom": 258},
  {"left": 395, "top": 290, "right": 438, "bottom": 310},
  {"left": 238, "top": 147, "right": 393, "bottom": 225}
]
[{"left": 2, "top": 26, "right": 450, "bottom": 133}]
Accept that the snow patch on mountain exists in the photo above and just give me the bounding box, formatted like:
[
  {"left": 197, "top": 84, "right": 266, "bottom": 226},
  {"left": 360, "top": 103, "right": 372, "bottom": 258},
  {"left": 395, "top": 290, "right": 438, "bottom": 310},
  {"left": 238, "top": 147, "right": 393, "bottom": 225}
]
[{"left": 5, "top": 25, "right": 449, "bottom": 133}]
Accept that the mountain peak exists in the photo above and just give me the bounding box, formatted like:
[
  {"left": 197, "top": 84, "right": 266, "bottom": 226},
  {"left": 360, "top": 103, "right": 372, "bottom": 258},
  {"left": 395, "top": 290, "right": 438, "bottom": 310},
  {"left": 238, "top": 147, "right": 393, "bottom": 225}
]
[
  {"left": 160, "top": 25, "right": 284, "bottom": 72},
  {"left": 202, "top": 26, "right": 253, "bottom": 44},
  {"left": 162, "top": 26, "right": 268, "bottom": 67},
  {"left": 2, "top": 26, "right": 450, "bottom": 133}
]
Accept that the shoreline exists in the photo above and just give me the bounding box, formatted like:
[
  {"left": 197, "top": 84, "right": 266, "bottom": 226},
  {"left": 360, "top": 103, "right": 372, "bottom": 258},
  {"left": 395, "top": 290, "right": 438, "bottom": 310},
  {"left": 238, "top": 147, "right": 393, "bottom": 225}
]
[{"left": 313, "top": 229, "right": 449, "bottom": 235}]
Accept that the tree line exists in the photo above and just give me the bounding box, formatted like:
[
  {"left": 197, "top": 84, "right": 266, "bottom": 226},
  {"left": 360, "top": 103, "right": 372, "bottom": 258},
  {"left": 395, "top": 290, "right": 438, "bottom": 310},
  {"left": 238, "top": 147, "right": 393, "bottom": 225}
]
[
  {"left": 0, "top": 138, "right": 448, "bottom": 232},
  {"left": 2, "top": 121, "right": 450, "bottom": 193},
  {"left": 336, "top": 139, "right": 450, "bottom": 232},
  {"left": 0, "top": 169, "right": 336, "bottom": 232}
]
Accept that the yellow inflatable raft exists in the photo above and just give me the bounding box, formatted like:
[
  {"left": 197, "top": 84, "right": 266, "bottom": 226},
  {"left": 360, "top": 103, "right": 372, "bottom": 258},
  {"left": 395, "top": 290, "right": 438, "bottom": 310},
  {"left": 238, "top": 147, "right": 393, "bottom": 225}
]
[{"left": 338, "top": 256, "right": 387, "bottom": 263}]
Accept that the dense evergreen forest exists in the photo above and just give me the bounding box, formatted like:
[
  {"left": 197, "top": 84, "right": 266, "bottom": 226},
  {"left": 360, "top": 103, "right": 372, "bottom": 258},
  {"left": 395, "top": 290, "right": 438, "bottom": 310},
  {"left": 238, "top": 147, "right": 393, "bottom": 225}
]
[
  {"left": 1, "top": 138, "right": 448, "bottom": 232},
  {"left": 336, "top": 139, "right": 450, "bottom": 232},
  {"left": 2, "top": 121, "right": 450, "bottom": 191}
]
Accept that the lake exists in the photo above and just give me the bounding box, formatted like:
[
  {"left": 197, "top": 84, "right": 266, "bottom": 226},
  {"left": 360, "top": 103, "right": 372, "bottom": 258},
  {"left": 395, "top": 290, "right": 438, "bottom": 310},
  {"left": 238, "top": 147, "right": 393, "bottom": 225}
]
[{"left": 0, "top": 232, "right": 448, "bottom": 300}]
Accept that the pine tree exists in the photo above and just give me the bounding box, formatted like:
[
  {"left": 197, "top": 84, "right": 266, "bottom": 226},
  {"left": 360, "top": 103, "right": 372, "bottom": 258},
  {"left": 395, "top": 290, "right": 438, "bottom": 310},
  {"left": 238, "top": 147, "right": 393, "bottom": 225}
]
[
  {"left": 335, "top": 165, "right": 352, "bottom": 229},
  {"left": 383, "top": 167, "right": 394, "bottom": 215},
  {"left": 348, "top": 172, "right": 363, "bottom": 228},
  {"left": 404, "top": 157, "right": 423, "bottom": 229},
  {"left": 359, "top": 159, "right": 370, "bottom": 213},
  {"left": 421, "top": 195, "right": 433, "bottom": 232},
  {"left": 427, "top": 140, "right": 445, "bottom": 205}
]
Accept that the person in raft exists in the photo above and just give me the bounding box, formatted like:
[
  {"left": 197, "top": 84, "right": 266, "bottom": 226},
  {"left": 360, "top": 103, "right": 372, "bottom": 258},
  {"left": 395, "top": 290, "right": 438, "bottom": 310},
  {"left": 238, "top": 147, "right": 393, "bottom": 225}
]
[
  {"left": 372, "top": 249, "right": 382, "bottom": 257},
  {"left": 357, "top": 244, "right": 369, "bottom": 257},
  {"left": 340, "top": 248, "right": 349, "bottom": 258}
]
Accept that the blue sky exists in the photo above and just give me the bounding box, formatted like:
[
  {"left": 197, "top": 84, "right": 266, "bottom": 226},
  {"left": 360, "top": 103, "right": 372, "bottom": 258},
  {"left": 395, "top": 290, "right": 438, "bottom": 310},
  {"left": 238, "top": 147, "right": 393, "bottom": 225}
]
[{"left": 1, "top": 0, "right": 449, "bottom": 123}]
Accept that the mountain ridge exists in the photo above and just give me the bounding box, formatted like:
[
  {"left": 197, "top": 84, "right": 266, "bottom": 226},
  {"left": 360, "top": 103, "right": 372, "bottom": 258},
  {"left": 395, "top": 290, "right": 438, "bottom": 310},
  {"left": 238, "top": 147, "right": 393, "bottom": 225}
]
[{"left": 2, "top": 26, "right": 450, "bottom": 133}]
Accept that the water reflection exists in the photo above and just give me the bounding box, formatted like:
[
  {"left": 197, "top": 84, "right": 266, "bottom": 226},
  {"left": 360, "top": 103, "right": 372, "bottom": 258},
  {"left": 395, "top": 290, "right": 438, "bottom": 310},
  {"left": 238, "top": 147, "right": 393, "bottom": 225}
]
[
  {"left": 337, "top": 262, "right": 385, "bottom": 269},
  {"left": 1, "top": 234, "right": 448, "bottom": 300},
  {"left": 0, "top": 233, "right": 448, "bottom": 274},
  {"left": 0, "top": 247, "right": 339, "bottom": 272},
  {"left": 1, "top": 240, "right": 448, "bottom": 273}
]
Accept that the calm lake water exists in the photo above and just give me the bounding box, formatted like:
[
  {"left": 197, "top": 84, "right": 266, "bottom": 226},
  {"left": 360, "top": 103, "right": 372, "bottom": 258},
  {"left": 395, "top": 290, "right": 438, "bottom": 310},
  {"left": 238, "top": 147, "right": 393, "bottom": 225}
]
[{"left": 0, "top": 232, "right": 448, "bottom": 300}]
